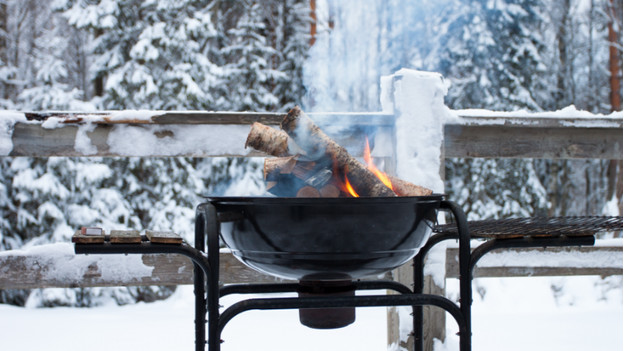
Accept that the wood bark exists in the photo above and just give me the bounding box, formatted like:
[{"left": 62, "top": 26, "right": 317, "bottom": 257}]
[
  {"left": 297, "top": 186, "right": 321, "bottom": 197},
  {"left": 263, "top": 156, "right": 433, "bottom": 197},
  {"left": 245, "top": 122, "right": 291, "bottom": 156},
  {"left": 281, "top": 106, "right": 396, "bottom": 197},
  {"left": 264, "top": 156, "right": 297, "bottom": 179},
  {"left": 263, "top": 156, "right": 340, "bottom": 197},
  {"left": 389, "top": 176, "right": 433, "bottom": 196}
]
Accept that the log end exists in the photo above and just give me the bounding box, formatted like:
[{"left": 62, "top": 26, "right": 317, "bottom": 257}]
[
  {"left": 245, "top": 122, "right": 290, "bottom": 156},
  {"left": 281, "top": 105, "right": 303, "bottom": 133},
  {"left": 296, "top": 186, "right": 321, "bottom": 198},
  {"left": 244, "top": 122, "right": 263, "bottom": 149}
]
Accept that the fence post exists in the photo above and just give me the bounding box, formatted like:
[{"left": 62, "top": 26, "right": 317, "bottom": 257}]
[{"left": 382, "top": 69, "right": 452, "bottom": 351}]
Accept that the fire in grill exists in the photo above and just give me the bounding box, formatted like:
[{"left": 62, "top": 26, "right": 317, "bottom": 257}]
[
  {"left": 245, "top": 106, "right": 433, "bottom": 198},
  {"left": 210, "top": 107, "right": 445, "bottom": 329},
  {"left": 210, "top": 195, "right": 442, "bottom": 328}
]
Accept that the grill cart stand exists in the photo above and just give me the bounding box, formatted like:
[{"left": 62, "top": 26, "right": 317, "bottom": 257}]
[
  {"left": 193, "top": 199, "right": 473, "bottom": 351},
  {"left": 73, "top": 199, "right": 620, "bottom": 351},
  {"left": 74, "top": 199, "right": 473, "bottom": 351}
]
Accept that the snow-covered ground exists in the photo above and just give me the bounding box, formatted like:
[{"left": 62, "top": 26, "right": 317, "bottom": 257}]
[{"left": 1, "top": 275, "right": 621, "bottom": 351}]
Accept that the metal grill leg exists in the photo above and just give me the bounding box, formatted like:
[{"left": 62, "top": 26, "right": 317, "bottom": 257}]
[{"left": 194, "top": 210, "right": 207, "bottom": 351}]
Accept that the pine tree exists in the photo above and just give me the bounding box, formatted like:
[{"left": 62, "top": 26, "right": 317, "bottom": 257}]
[
  {"left": 0, "top": 0, "right": 87, "bottom": 110},
  {"left": 58, "top": 0, "right": 223, "bottom": 110},
  {"left": 533, "top": 0, "right": 622, "bottom": 217},
  {"left": 431, "top": 0, "right": 547, "bottom": 110},
  {"left": 272, "top": 0, "right": 310, "bottom": 110},
  {"left": 429, "top": 0, "right": 551, "bottom": 219},
  {"left": 222, "top": 0, "right": 282, "bottom": 111}
]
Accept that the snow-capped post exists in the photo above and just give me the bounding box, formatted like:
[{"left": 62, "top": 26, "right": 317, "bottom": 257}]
[{"left": 381, "top": 69, "right": 454, "bottom": 351}]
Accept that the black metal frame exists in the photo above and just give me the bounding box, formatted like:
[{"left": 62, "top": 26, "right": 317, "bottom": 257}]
[
  {"left": 412, "top": 205, "right": 597, "bottom": 351},
  {"left": 194, "top": 199, "right": 473, "bottom": 351}
]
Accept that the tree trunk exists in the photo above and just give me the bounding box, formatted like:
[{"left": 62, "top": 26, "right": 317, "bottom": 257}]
[
  {"left": 607, "top": 0, "right": 622, "bottom": 215},
  {"left": 608, "top": 0, "right": 622, "bottom": 112},
  {"left": 555, "top": 0, "right": 571, "bottom": 106},
  {"left": 0, "top": 2, "right": 7, "bottom": 100}
]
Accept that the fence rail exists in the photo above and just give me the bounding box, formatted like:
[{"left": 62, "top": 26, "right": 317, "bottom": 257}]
[
  {"left": 4, "top": 111, "right": 622, "bottom": 159},
  {"left": 0, "top": 242, "right": 620, "bottom": 290}
]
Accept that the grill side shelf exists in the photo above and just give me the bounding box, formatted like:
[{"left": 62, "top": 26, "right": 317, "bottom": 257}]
[
  {"left": 72, "top": 229, "right": 183, "bottom": 245},
  {"left": 434, "top": 216, "right": 623, "bottom": 239}
]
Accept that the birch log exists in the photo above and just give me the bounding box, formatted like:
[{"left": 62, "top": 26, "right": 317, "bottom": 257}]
[{"left": 281, "top": 106, "right": 396, "bottom": 197}]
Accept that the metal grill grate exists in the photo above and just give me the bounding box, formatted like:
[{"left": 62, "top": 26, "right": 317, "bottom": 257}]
[{"left": 434, "top": 216, "right": 623, "bottom": 239}]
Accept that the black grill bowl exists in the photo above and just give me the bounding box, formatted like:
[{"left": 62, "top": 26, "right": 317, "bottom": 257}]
[{"left": 208, "top": 195, "right": 442, "bottom": 281}]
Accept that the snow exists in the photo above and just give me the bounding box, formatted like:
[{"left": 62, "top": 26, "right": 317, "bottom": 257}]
[
  {"left": 457, "top": 105, "right": 623, "bottom": 119},
  {"left": 106, "top": 124, "right": 251, "bottom": 157},
  {"left": 387, "top": 69, "right": 457, "bottom": 194},
  {"left": 0, "top": 243, "right": 154, "bottom": 285},
  {"left": 0, "top": 275, "right": 620, "bottom": 351},
  {"left": 455, "top": 105, "right": 623, "bottom": 128},
  {"left": 0, "top": 111, "right": 27, "bottom": 155},
  {"left": 74, "top": 122, "right": 98, "bottom": 155}
]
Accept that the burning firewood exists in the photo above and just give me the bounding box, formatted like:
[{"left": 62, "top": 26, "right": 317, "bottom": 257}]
[
  {"left": 388, "top": 176, "right": 432, "bottom": 196},
  {"left": 245, "top": 106, "right": 433, "bottom": 198},
  {"left": 281, "top": 106, "right": 396, "bottom": 197},
  {"left": 263, "top": 156, "right": 432, "bottom": 197},
  {"left": 245, "top": 122, "right": 292, "bottom": 157},
  {"left": 296, "top": 186, "right": 321, "bottom": 197},
  {"left": 264, "top": 156, "right": 340, "bottom": 197}
]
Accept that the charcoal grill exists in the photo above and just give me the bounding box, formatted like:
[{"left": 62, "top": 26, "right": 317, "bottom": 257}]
[
  {"left": 211, "top": 196, "right": 441, "bottom": 280},
  {"left": 197, "top": 196, "right": 473, "bottom": 351},
  {"left": 73, "top": 197, "right": 619, "bottom": 351}
]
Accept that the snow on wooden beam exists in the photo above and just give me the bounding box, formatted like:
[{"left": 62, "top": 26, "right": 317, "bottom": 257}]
[
  {"left": 3, "top": 110, "right": 621, "bottom": 159},
  {"left": 21, "top": 111, "right": 395, "bottom": 126},
  {"left": 4, "top": 111, "right": 395, "bottom": 157},
  {"left": 446, "top": 114, "right": 623, "bottom": 159},
  {"left": 0, "top": 242, "right": 620, "bottom": 290},
  {"left": 446, "top": 241, "right": 623, "bottom": 278},
  {"left": 0, "top": 243, "right": 287, "bottom": 289}
]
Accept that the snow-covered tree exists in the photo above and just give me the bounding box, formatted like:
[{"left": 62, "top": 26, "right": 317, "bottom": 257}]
[
  {"left": 429, "top": 0, "right": 547, "bottom": 110},
  {"left": 0, "top": 1, "right": 88, "bottom": 110},
  {"left": 222, "top": 0, "right": 283, "bottom": 111},
  {"left": 271, "top": 0, "right": 311, "bottom": 110},
  {"left": 58, "top": 0, "right": 223, "bottom": 110}
]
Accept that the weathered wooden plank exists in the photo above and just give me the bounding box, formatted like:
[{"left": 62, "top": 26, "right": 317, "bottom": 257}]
[
  {"left": 455, "top": 114, "right": 623, "bottom": 129},
  {"left": 446, "top": 245, "right": 623, "bottom": 278},
  {"left": 8, "top": 121, "right": 394, "bottom": 157},
  {"left": 109, "top": 230, "right": 141, "bottom": 244},
  {"left": 145, "top": 230, "right": 183, "bottom": 244},
  {"left": 20, "top": 111, "right": 396, "bottom": 126},
  {"left": 71, "top": 230, "right": 105, "bottom": 244},
  {"left": 0, "top": 244, "right": 620, "bottom": 290},
  {"left": 9, "top": 111, "right": 622, "bottom": 159},
  {"left": 445, "top": 124, "right": 623, "bottom": 159},
  {"left": 0, "top": 248, "right": 288, "bottom": 290},
  {"left": 11, "top": 123, "right": 114, "bottom": 157}
]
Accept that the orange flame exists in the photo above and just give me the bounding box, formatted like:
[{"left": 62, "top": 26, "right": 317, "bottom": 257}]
[
  {"left": 344, "top": 174, "right": 359, "bottom": 197},
  {"left": 364, "top": 137, "right": 394, "bottom": 191}
]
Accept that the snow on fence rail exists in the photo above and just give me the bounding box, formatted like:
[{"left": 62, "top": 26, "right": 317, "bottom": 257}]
[
  {"left": 0, "top": 108, "right": 621, "bottom": 159},
  {"left": 0, "top": 241, "right": 621, "bottom": 290}
]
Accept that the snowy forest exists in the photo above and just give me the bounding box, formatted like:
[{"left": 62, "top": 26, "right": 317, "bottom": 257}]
[{"left": 0, "top": 0, "right": 622, "bottom": 307}]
